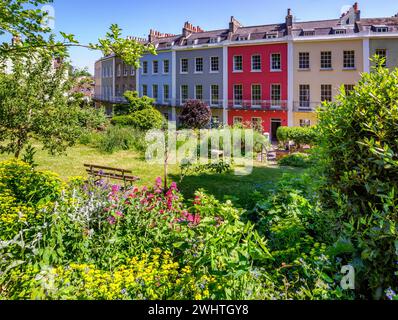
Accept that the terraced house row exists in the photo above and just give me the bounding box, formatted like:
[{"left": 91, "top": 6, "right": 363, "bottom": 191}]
[{"left": 94, "top": 2, "right": 398, "bottom": 140}]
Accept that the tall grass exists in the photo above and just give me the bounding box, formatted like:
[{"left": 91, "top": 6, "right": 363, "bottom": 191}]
[{"left": 79, "top": 126, "right": 147, "bottom": 154}]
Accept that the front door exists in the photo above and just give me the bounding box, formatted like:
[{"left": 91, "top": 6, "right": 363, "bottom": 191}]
[{"left": 271, "top": 119, "right": 282, "bottom": 142}]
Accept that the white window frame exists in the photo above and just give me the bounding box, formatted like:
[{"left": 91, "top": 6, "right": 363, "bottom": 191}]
[
  {"left": 210, "top": 56, "right": 219, "bottom": 73},
  {"left": 142, "top": 61, "right": 148, "bottom": 75},
  {"left": 130, "top": 67, "right": 135, "bottom": 76},
  {"left": 270, "top": 84, "right": 281, "bottom": 108},
  {"left": 210, "top": 84, "right": 219, "bottom": 107},
  {"left": 251, "top": 84, "right": 262, "bottom": 108},
  {"left": 142, "top": 84, "right": 148, "bottom": 96},
  {"left": 152, "top": 60, "right": 159, "bottom": 74},
  {"left": 233, "top": 84, "right": 243, "bottom": 107},
  {"left": 375, "top": 26, "right": 388, "bottom": 33},
  {"left": 163, "top": 84, "right": 169, "bottom": 103},
  {"left": 180, "top": 58, "right": 188, "bottom": 74},
  {"left": 195, "top": 57, "right": 204, "bottom": 73},
  {"left": 194, "top": 85, "right": 203, "bottom": 100},
  {"left": 321, "top": 84, "right": 332, "bottom": 102},
  {"left": 271, "top": 53, "right": 282, "bottom": 71},
  {"left": 298, "top": 52, "right": 310, "bottom": 70},
  {"left": 375, "top": 49, "right": 387, "bottom": 67},
  {"left": 299, "top": 84, "right": 310, "bottom": 109},
  {"left": 320, "top": 51, "right": 332, "bottom": 70},
  {"left": 300, "top": 119, "right": 311, "bottom": 127},
  {"left": 233, "top": 116, "right": 243, "bottom": 125},
  {"left": 152, "top": 84, "right": 158, "bottom": 100},
  {"left": 180, "top": 85, "right": 188, "bottom": 105},
  {"left": 251, "top": 54, "right": 262, "bottom": 72},
  {"left": 163, "top": 60, "right": 170, "bottom": 74},
  {"left": 233, "top": 55, "right": 243, "bottom": 72},
  {"left": 343, "top": 50, "right": 356, "bottom": 69}
]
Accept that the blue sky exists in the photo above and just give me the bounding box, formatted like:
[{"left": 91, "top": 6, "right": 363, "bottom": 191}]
[{"left": 49, "top": 0, "right": 398, "bottom": 73}]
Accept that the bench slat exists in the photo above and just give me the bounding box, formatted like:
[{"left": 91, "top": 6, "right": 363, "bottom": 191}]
[
  {"left": 84, "top": 164, "right": 132, "bottom": 173},
  {"left": 85, "top": 169, "right": 139, "bottom": 182}
]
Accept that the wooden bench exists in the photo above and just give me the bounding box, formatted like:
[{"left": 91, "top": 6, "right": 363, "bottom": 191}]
[{"left": 84, "top": 164, "right": 140, "bottom": 188}]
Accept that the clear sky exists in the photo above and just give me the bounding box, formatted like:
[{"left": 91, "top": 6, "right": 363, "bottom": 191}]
[{"left": 48, "top": 0, "right": 398, "bottom": 74}]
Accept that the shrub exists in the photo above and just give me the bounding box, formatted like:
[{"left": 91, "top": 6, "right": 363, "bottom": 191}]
[
  {"left": 278, "top": 153, "right": 311, "bottom": 168},
  {"left": 0, "top": 160, "right": 62, "bottom": 206},
  {"left": 277, "top": 126, "right": 317, "bottom": 149},
  {"left": 179, "top": 100, "right": 211, "bottom": 129},
  {"left": 97, "top": 126, "right": 147, "bottom": 153},
  {"left": 130, "top": 108, "right": 164, "bottom": 131},
  {"left": 114, "top": 91, "right": 155, "bottom": 115},
  {"left": 317, "top": 59, "right": 398, "bottom": 299}
]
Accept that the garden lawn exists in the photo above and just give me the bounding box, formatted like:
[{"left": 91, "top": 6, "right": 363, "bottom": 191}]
[{"left": 0, "top": 143, "right": 301, "bottom": 208}]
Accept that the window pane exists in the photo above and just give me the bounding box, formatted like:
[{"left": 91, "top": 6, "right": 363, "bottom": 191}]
[
  {"left": 299, "top": 52, "right": 310, "bottom": 69},
  {"left": 343, "top": 51, "right": 355, "bottom": 68},
  {"left": 234, "top": 56, "right": 243, "bottom": 71},
  {"left": 211, "top": 85, "right": 219, "bottom": 105},
  {"left": 299, "top": 85, "right": 310, "bottom": 108},
  {"left": 211, "top": 57, "right": 219, "bottom": 72},
  {"left": 321, "top": 51, "right": 332, "bottom": 69},
  {"left": 252, "top": 84, "right": 262, "bottom": 105},
  {"left": 195, "top": 85, "right": 203, "bottom": 100},
  {"left": 181, "top": 59, "right": 188, "bottom": 73},
  {"left": 233, "top": 84, "right": 243, "bottom": 106},
  {"left": 271, "top": 53, "right": 281, "bottom": 70},
  {"left": 195, "top": 58, "right": 203, "bottom": 72},
  {"left": 321, "top": 84, "right": 332, "bottom": 102},
  {"left": 271, "top": 84, "right": 281, "bottom": 105},
  {"left": 251, "top": 55, "right": 261, "bottom": 71}
]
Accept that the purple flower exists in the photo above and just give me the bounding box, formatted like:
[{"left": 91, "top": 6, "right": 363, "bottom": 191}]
[
  {"left": 107, "top": 216, "right": 116, "bottom": 225},
  {"left": 386, "top": 288, "right": 396, "bottom": 300}
]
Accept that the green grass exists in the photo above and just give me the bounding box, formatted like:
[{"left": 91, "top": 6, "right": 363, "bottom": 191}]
[{"left": 0, "top": 144, "right": 301, "bottom": 208}]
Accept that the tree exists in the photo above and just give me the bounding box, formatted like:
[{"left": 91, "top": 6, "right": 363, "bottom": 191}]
[
  {"left": 114, "top": 91, "right": 155, "bottom": 115},
  {"left": 179, "top": 100, "right": 211, "bottom": 129},
  {"left": 317, "top": 56, "right": 398, "bottom": 298},
  {"left": 0, "top": 52, "right": 102, "bottom": 158},
  {"left": 0, "top": 1, "right": 156, "bottom": 69}
]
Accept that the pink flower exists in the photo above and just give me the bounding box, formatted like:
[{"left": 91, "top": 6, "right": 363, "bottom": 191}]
[
  {"left": 170, "top": 182, "right": 178, "bottom": 191},
  {"left": 159, "top": 210, "right": 165, "bottom": 215},
  {"left": 115, "top": 211, "right": 124, "bottom": 218},
  {"left": 107, "top": 216, "right": 116, "bottom": 225},
  {"left": 155, "top": 177, "right": 162, "bottom": 187},
  {"left": 111, "top": 185, "right": 120, "bottom": 194},
  {"left": 142, "top": 186, "right": 148, "bottom": 192},
  {"left": 104, "top": 207, "right": 110, "bottom": 212}
]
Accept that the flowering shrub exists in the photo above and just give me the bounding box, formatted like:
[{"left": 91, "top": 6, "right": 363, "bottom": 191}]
[
  {"left": 5, "top": 250, "right": 219, "bottom": 300},
  {"left": 0, "top": 164, "right": 355, "bottom": 300}
]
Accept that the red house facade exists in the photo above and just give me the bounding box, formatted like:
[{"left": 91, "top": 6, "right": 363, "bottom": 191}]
[{"left": 227, "top": 42, "right": 288, "bottom": 140}]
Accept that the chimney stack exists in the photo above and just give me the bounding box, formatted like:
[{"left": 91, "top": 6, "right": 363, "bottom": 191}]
[
  {"left": 229, "top": 16, "right": 242, "bottom": 33},
  {"left": 285, "top": 8, "right": 293, "bottom": 35},
  {"left": 182, "top": 21, "right": 204, "bottom": 37},
  {"left": 148, "top": 29, "right": 176, "bottom": 42}
]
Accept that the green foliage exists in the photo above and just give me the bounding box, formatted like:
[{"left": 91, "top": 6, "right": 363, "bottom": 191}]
[
  {"left": 277, "top": 126, "right": 317, "bottom": 148},
  {"left": 90, "top": 24, "right": 156, "bottom": 70},
  {"left": 130, "top": 108, "right": 164, "bottom": 131},
  {"left": 112, "top": 91, "right": 163, "bottom": 131},
  {"left": 0, "top": 53, "right": 95, "bottom": 158},
  {"left": 97, "top": 126, "right": 147, "bottom": 154},
  {"left": 114, "top": 91, "right": 155, "bottom": 115},
  {"left": 278, "top": 153, "right": 312, "bottom": 168},
  {"left": 317, "top": 57, "right": 398, "bottom": 299}
]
